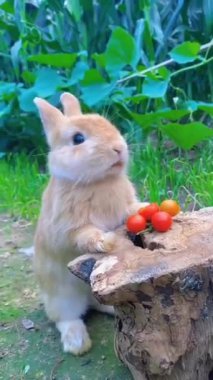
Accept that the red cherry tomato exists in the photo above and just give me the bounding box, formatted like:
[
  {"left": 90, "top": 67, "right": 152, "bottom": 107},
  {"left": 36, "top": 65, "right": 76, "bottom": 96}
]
[
  {"left": 139, "top": 203, "right": 159, "bottom": 221},
  {"left": 151, "top": 211, "right": 173, "bottom": 232},
  {"left": 126, "top": 214, "right": 146, "bottom": 234}
]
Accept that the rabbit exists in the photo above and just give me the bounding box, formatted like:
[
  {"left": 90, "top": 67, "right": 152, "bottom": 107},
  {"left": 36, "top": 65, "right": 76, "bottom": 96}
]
[{"left": 34, "top": 92, "right": 148, "bottom": 355}]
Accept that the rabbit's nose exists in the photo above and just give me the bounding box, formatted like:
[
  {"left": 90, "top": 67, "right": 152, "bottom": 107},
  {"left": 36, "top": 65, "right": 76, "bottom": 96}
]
[
  {"left": 113, "top": 148, "right": 121, "bottom": 154},
  {"left": 113, "top": 146, "right": 123, "bottom": 156}
]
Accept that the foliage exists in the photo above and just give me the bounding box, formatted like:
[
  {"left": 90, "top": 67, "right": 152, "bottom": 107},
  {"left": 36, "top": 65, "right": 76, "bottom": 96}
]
[{"left": 0, "top": 0, "right": 213, "bottom": 157}]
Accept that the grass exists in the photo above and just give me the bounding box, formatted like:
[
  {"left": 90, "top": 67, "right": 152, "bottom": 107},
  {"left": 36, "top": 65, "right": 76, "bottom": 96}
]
[
  {"left": 0, "top": 141, "right": 212, "bottom": 221},
  {"left": 0, "top": 155, "right": 48, "bottom": 221},
  {"left": 130, "top": 140, "right": 213, "bottom": 210}
]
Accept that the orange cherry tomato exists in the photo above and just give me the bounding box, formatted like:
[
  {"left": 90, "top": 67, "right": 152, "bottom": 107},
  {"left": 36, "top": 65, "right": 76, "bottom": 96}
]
[
  {"left": 151, "top": 211, "right": 173, "bottom": 232},
  {"left": 139, "top": 203, "right": 159, "bottom": 221},
  {"left": 126, "top": 214, "right": 146, "bottom": 234},
  {"left": 160, "top": 199, "right": 180, "bottom": 216}
]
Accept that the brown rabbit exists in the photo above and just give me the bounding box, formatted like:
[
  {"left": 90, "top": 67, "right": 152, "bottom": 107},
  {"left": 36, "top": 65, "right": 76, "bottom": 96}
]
[{"left": 34, "top": 93, "right": 147, "bottom": 355}]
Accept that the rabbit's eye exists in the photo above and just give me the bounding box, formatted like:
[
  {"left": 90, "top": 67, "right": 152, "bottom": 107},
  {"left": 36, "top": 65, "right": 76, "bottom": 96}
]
[{"left": 72, "top": 132, "right": 85, "bottom": 145}]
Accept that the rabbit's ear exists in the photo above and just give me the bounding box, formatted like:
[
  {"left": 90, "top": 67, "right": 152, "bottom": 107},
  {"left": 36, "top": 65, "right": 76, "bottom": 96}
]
[
  {"left": 60, "top": 92, "right": 82, "bottom": 116},
  {"left": 34, "top": 97, "right": 64, "bottom": 146}
]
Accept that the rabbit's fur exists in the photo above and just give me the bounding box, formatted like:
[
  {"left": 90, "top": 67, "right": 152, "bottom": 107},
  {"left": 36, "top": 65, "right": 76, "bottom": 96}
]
[{"left": 34, "top": 93, "right": 147, "bottom": 355}]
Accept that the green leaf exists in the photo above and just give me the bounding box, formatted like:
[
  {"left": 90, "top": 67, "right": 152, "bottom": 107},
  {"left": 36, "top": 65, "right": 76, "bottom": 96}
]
[
  {"left": 65, "top": 0, "right": 83, "bottom": 22},
  {"left": 183, "top": 101, "right": 213, "bottom": 116},
  {"left": 183, "top": 100, "right": 198, "bottom": 112},
  {"left": 0, "top": 103, "right": 12, "bottom": 118},
  {"left": 19, "top": 89, "right": 38, "bottom": 112},
  {"left": 157, "top": 67, "right": 170, "bottom": 80},
  {"left": 142, "top": 77, "right": 169, "bottom": 98},
  {"left": 22, "top": 71, "right": 36, "bottom": 85},
  {"left": 80, "top": 69, "right": 115, "bottom": 106},
  {"left": 0, "top": 0, "right": 14, "bottom": 13},
  {"left": 105, "top": 27, "right": 139, "bottom": 76},
  {"left": 143, "top": 17, "right": 155, "bottom": 64},
  {"left": 10, "top": 40, "right": 22, "bottom": 76},
  {"left": 111, "top": 86, "right": 135, "bottom": 102},
  {"left": 132, "top": 108, "right": 190, "bottom": 128},
  {"left": 81, "top": 83, "right": 115, "bottom": 107},
  {"left": 0, "top": 83, "right": 16, "bottom": 98},
  {"left": 161, "top": 122, "right": 213, "bottom": 149},
  {"left": 126, "top": 94, "right": 148, "bottom": 104},
  {"left": 156, "top": 109, "right": 190, "bottom": 120},
  {"left": 19, "top": 69, "right": 63, "bottom": 111},
  {"left": 131, "top": 112, "right": 158, "bottom": 128},
  {"left": 169, "top": 42, "right": 201, "bottom": 64},
  {"left": 34, "top": 68, "right": 63, "bottom": 97},
  {"left": 14, "top": 0, "right": 25, "bottom": 33},
  {"left": 92, "top": 53, "right": 106, "bottom": 68},
  {"left": 28, "top": 53, "right": 77, "bottom": 68},
  {"left": 67, "top": 61, "right": 89, "bottom": 86},
  {"left": 198, "top": 102, "right": 213, "bottom": 116},
  {"left": 81, "top": 69, "right": 106, "bottom": 86},
  {"left": 203, "top": 0, "right": 213, "bottom": 34}
]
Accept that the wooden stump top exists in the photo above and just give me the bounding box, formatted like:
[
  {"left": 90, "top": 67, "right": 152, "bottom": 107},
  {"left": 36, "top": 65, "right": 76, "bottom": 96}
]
[{"left": 68, "top": 208, "right": 213, "bottom": 305}]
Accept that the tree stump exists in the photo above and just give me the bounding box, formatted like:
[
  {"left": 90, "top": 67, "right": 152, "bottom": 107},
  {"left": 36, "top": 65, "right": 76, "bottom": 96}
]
[{"left": 68, "top": 208, "right": 213, "bottom": 380}]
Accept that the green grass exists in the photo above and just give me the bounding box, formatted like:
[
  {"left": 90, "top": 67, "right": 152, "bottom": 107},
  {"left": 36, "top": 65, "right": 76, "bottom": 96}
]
[
  {"left": 0, "top": 142, "right": 212, "bottom": 221},
  {"left": 130, "top": 140, "right": 213, "bottom": 210},
  {"left": 0, "top": 155, "right": 48, "bottom": 221}
]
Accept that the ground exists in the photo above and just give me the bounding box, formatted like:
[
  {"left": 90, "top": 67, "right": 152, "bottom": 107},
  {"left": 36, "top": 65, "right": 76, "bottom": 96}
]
[{"left": 0, "top": 215, "right": 131, "bottom": 380}]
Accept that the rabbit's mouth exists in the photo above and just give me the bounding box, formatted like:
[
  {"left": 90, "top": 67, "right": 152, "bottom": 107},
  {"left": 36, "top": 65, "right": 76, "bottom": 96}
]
[{"left": 111, "top": 160, "right": 124, "bottom": 168}]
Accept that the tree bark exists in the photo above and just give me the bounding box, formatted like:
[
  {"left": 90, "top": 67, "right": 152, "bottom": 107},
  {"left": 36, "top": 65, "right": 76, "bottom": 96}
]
[{"left": 68, "top": 208, "right": 213, "bottom": 380}]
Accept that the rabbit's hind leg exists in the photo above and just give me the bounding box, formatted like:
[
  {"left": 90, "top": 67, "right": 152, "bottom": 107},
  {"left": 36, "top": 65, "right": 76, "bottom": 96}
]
[
  {"left": 56, "top": 319, "right": 92, "bottom": 355},
  {"left": 41, "top": 273, "right": 92, "bottom": 355}
]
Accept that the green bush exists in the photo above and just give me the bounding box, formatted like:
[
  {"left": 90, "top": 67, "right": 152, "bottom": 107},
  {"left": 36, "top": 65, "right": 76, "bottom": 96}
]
[{"left": 0, "top": 0, "right": 213, "bottom": 157}]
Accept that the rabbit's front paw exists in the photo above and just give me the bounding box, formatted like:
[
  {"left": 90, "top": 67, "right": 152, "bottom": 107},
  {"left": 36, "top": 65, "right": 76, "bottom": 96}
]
[
  {"left": 95, "top": 231, "right": 116, "bottom": 253},
  {"left": 57, "top": 320, "right": 92, "bottom": 355},
  {"left": 76, "top": 227, "right": 116, "bottom": 254}
]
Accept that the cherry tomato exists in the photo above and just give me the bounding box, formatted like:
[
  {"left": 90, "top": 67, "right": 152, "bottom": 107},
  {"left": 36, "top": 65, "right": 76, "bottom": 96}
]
[
  {"left": 160, "top": 199, "right": 180, "bottom": 216},
  {"left": 126, "top": 214, "right": 146, "bottom": 234},
  {"left": 139, "top": 203, "right": 159, "bottom": 221},
  {"left": 151, "top": 211, "right": 172, "bottom": 232}
]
